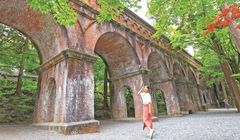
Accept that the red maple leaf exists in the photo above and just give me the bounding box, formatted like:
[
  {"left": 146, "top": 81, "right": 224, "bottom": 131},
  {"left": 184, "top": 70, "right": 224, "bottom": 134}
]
[
  {"left": 204, "top": 3, "right": 240, "bottom": 35},
  {"left": 221, "top": 8, "right": 230, "bottom": 16}
]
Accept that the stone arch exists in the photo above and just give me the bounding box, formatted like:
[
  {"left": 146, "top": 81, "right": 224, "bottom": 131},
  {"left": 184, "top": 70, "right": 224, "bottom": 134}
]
[
  {"left": 118, "top": 86, "right": 135, "bottom": 118},
  {"left": 188, "top": 68, "right": 198, "bottom": 83},
  {"left": 147, "top": 52, "right": 169, "bottom": 83},
  {"left": 94, "top": 32, "right": 140, "bottom": 77},
  {"left": 147, "top": 52, "right": 180, "bottom": 115},
  {"left": 93, "top": 32, "right": 141, "bottom": 119},
  {"left": 0, "top": 0, "right": 66, "bottom": 62},
  {"left": 84, "top": 22, "right": 136, "bottom": 54},
  {"left": 152, "top": 89, "right": 167, "bottom": 116}
]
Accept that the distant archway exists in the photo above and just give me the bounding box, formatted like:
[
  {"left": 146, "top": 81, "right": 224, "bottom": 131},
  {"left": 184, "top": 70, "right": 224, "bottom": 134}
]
[
  {"left": 152, "top": 89, "right": 167, "bottom": 116},
  {"left": 0, "top": 23, "right": 41, "bottom": 123},
  {"left": 115, "top": 86, "right": 136, "bottom": 118}
]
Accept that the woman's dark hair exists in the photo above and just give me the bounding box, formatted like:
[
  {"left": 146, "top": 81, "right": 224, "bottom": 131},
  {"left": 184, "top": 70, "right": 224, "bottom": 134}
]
[{"left": 145, "top": 86, "right": 150, "bottom": 89}]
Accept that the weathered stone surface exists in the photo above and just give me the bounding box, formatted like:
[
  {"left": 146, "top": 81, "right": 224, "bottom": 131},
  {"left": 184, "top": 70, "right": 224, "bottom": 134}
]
[{"left": 33, "top": 120, "right": 100, "bottom": 135}]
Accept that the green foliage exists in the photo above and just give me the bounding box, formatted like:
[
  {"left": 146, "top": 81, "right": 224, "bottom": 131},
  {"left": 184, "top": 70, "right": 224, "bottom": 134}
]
[
  {"left": 232, "top": 73, "right": 240, "bottom": 77},
  {"left": 94, "top": 92, "right": 111, "bottom": 119},
  {"left": 0, "top": 78, "right": 35, "bottom": 124},
  {"left": 0, "top": 24, "right": 39, "bottom": 123},
  {"left": 154, "top": 89, "right": 166, "bottom": 114},
  {"left": 94, "top": 57, "right": 105, "bottom": 90},
  {"left": 22, "top": 79, "right": 38, "bottom": 95},
  {"left": 125, "top": 88, "right": 135, "bottom": 117},
  {"left": 27, "top": 0, "right": 77, "bottom": 26},
  {"left": 0, "top": 24, "right": 40, "bottom": 75},
  {"left": 96, "top": 0, "right": 141, "bottom": 22},
  {"left": 147, "top": 0, "right": 240, "bottom": 86},
  {"left": 26, "top": 0, "right": 141, "bottom": 24},
  {"left": 93, "top": 57, "right": 111, "bottom": 119},
  {"left": 195, "top": 48, "right": 224, "bottom": 86}
]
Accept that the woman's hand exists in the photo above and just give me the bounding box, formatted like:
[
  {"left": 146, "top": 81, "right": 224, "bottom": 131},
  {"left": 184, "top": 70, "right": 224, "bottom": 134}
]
[
  {"left": 149, "top": 109, "right": 151, "bottom": 114},
  {"left": 148, "top": 103, "right": 152, "bottom": 114},
  {"left": 137, "top": 86, "right": 144, "bottom": 95}
]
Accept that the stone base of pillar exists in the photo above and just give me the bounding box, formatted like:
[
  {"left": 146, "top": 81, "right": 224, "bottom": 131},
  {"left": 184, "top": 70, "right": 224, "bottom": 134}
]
[
  {"left": 33, "top": 120, "right": 100, "bottom": 135},
  {"left": 202, "top": 105, "right": 208, "bottom": 112}
]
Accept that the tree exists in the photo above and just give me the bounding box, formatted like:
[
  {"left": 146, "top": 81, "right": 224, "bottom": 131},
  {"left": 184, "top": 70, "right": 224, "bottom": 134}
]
[
  {"left": 26, "top": 0, "right": 141, "bottom": 25},
  {"left": 27, "top": 0, "right": 77, "bottom": 26},
  {"left": 94, "top": 57, "right": 110, "bottom": 108},
  {"left": 204, "top": 3, "right": 240, "bottom": 52},
  {"left": 0, "top": 24, "right": 39, "bottom": 96},
  {"left": 0, "top": 24, "right": 40, "bottom": 123},
  {"left": 147, "top": 0, "right": 240, "bottom": 111},
  {"left": 96, "top": 0, "right": 141, "bottom": 22}
]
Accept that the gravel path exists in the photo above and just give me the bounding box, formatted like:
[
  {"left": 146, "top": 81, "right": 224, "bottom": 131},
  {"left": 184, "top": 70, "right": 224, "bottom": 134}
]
[{"left": 0, "top": 109, "right": 240, "bottom": 140}]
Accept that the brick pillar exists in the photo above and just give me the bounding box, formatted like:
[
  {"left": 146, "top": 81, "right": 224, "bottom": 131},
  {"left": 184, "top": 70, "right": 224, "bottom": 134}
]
[
  {"left": 197, "top": 83, "right": 209, "bottom": 112},
  {"left": 33, "top": 49, "right": 99, "bottom": 135},
  {"left": 160, "top": 80, "right": 181, "bottom": 115},
  {"left": 188, "top": 82, "right": 202, "bottom": 112},
  {"left": 175, "top": 79, "right": 192, "bottom": 112}
]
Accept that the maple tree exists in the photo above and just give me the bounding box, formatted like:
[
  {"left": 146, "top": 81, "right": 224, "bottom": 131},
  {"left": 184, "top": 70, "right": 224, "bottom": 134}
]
[{"left": 205, "top": 3, "right": 240, "bottom": 35}]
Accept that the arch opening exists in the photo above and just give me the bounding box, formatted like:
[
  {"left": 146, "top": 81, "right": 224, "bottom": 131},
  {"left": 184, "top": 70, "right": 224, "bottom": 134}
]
[
  {"left": 124, "top": 87, "right": 135, "bottom": 118},
  {"left": 153, "top": 89, "right": 167, "bottom": 116},
  {"left": 0, "top": 23, "right": 41, "bottom": 124},
  {"left": 93, "top": 32, "right": 140, "bottom": 119},
  {"left": 94, "top": 57, "right": 111, "bottom": 119}
]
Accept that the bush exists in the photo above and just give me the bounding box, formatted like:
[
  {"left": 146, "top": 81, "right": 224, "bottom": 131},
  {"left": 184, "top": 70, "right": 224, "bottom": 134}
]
[{"left": 0, "top": 77, "right": 35, "bottom": 124}]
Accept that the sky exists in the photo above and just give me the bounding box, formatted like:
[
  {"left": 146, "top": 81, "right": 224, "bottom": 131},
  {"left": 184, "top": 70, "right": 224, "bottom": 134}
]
[{"left": 130, "top": 1, "right": 195, "bottom": 56}]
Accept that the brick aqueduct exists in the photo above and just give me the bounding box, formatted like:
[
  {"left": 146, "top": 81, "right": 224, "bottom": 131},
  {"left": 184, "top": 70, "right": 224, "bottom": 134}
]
[{"left": 0, "top": 0, "right": 220, "bottom": 135}]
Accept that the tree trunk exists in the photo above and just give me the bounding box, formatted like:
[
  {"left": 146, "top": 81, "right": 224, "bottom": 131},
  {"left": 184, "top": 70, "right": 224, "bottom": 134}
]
[
  {"left": 16, "top": 52, "right": 24, "bottom": 96},
  {"left": 15, "top": 39, "right": 28, "bottom": 96},
  {"left": 220, "top": 81, "right": 228, "bottom": 100},
  {"left": 222, "top": 4, "right": 240, "bottom": 53},
  {"left": 103, "top": 67, "right": 108, "bottom": 108},
  {"left": 211, "top": 34, "right": 240, "bottom": 112}
]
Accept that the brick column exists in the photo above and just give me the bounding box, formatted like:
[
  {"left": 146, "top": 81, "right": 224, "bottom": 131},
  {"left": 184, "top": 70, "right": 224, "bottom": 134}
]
[
  {"left": 175, "top": 79, "right": 193, "bottom": 112},
  {"left": 33, "top": 49, "right": 99, "bottom": 135},
  {"left": 187, "top": 82, "right": 202, "bottom": 112}
]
